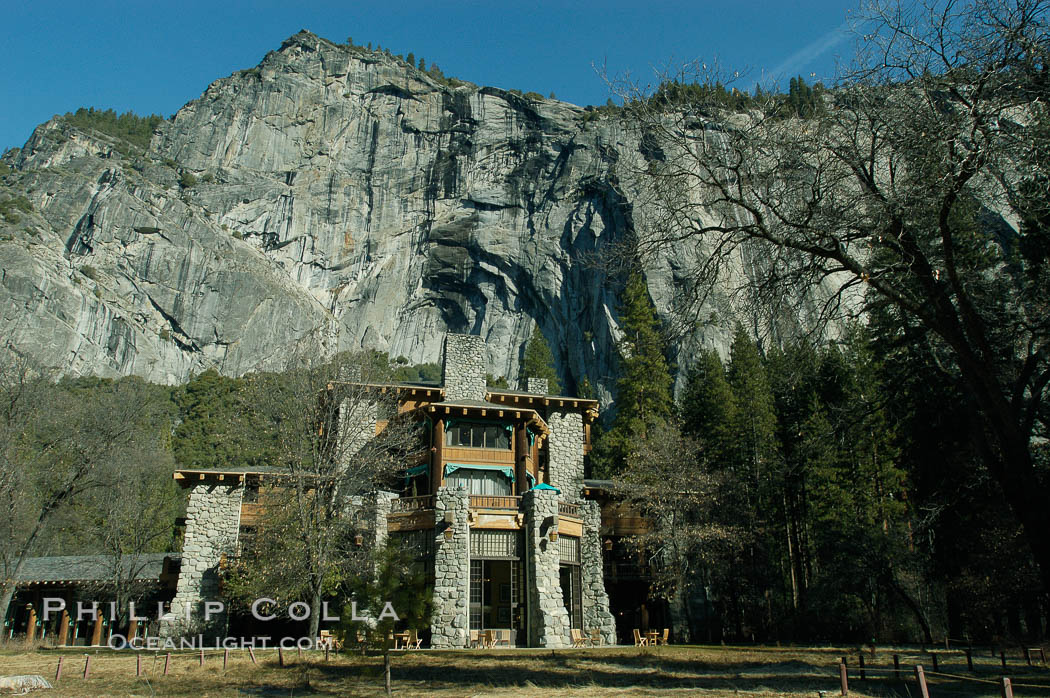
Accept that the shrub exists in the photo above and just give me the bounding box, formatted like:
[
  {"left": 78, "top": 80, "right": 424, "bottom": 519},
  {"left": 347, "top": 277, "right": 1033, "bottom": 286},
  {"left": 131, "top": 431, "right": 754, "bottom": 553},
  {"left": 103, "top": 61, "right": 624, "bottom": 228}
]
[
  {"left": 0, "top": 195, "right": 32, "bottom": 223},
  {"left": 80, "top": 265, "right": 99, "bottom": 281},
  {"left": 179, "top": 172, "right": 197, "bottom": 188}
]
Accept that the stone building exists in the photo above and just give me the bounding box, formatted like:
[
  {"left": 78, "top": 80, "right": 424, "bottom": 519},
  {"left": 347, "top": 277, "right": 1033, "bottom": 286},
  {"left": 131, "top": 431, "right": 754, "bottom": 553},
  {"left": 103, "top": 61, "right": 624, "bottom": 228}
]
[{"left": 165, "top": 333, "right": 616, "bottom": 647}]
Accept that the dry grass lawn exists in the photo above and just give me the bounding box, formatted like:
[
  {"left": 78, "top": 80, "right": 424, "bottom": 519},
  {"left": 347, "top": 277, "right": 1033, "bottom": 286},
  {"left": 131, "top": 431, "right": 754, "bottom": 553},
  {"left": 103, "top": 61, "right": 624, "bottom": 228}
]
[{"left": 1, "top": 643, "right": 1047, "bottom": 696}]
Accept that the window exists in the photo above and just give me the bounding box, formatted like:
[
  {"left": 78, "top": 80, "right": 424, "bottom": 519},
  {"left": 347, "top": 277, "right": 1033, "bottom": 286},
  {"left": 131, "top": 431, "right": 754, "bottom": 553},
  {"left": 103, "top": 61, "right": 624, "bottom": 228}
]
[
  {"left": 445, "top": 422, "right": 511, "bottom": 449},
  {"left": 446, "top": 468, "right": 512, "bottom": 496}
]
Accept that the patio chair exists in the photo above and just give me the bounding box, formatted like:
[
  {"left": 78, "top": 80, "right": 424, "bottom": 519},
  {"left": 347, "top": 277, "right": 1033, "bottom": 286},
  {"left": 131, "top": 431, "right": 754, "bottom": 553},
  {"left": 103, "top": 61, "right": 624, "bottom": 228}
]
[
  {"left": 481, "top": 629, "right": 495, "bottom": 648},
  {"left": 469, "top": 630, "right": 480, "bottom": 648},
  {"left": 589, "top": 628, "right": 603, "bottom": 647},
  {"left": 658, "top": 628, "right": 670, "bottom": 646},
  {"left": 491, "top": 629, "right": 511, "bottom": 647},
  {"left": 632, "top": 628, "right": 649, "bottom": 647},
  {"left": 570, "top": 628, "right": 588, "bottom": 648},
  {"left": 406, "top": 629, "right": 422, "bottom": 649}
]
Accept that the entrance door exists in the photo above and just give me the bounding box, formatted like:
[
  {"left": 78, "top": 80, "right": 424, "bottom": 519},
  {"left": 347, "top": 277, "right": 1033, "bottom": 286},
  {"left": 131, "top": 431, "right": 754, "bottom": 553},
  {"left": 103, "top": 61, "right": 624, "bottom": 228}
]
[{"left": 469, "top": 559, "right": 524, "bottom": 645}]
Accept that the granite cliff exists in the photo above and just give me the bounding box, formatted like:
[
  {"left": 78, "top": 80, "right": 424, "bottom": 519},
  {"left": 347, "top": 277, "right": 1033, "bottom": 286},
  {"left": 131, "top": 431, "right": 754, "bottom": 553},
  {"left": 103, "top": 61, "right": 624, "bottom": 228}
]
[{"left": 0, "top": 31, "right": 784, "bottom": 398}]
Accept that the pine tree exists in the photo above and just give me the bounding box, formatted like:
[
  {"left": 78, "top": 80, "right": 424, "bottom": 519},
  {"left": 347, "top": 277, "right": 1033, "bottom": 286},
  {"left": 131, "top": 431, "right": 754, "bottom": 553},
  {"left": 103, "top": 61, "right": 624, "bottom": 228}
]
[
  {"left": 591, "top": 272, "right": 674, "bottom": 477},
  {"left": 520, "top": 324, "right": 560, "bottom": 393},
  {"left": 680, "top": 348, "right": 737, "bottom": 467},
  {"left": 405, "top": 52, "right": 415, "bottom": 68},
  {"left": 615, "top": 272, "right": 674, "bottom": 430},
  {"left": 418, "top": 57, "right": 426, "bottom": 70}
]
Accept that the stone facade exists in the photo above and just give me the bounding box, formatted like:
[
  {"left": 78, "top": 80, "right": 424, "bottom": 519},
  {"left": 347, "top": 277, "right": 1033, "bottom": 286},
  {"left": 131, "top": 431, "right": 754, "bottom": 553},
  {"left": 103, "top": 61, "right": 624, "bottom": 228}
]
[
  {"left": 337, "top": 395, "right": 378, "bottom": 467},
  {"left": 430, "top": 486, "right": 470, "bottom": 648},
  {"left": 442, "top": 334, "right": 486, "bottom": 402},
  {"left": 162, "top": 483, "right": 243, "bottom": 638},
  {"left": 525, "top": 377, "right": 548, "bottom": 395},
  {"left": 546, "top": 410, "right": 585, "bottom": 500},
  {"left": 522, "top": 488, "right": 570, "bottom": 648},
  {"left": 580, "top": 500, "right": 617, "bottom": 644}
]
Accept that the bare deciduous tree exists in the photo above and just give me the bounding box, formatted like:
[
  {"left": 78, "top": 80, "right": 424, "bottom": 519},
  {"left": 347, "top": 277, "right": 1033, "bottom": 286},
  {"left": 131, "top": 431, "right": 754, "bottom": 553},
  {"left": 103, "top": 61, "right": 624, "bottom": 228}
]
[
  {"left": 222, "top": 353, "right": 423, "bottom": 640},
  {"left": 0, "top": 363, "right": 174, "bottom": 625},
  {"left": 612, "top": 0, "right": 1050, "bottom": 590}
]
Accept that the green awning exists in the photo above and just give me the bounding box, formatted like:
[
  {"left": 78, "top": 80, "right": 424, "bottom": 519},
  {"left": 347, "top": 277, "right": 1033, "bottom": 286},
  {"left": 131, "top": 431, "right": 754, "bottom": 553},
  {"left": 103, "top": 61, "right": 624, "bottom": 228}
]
[
  {"left": 444, "top": 463, "right": 516, "bottom": 482},
  {"left": 403, "top": 463, "right": 429, "bottom": 479},
  {"left": 529, "top": 482, "right": 560, "bottom": 494}
]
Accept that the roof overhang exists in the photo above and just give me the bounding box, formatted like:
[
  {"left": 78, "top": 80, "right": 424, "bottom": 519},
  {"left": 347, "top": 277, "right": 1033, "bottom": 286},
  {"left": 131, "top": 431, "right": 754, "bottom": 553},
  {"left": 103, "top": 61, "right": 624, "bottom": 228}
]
[
  {"left": 424, "top": 402, "right": 550, "bottom": 437},
  {"left": 486, "top": 391, "right": 599, "bottom": 422}
]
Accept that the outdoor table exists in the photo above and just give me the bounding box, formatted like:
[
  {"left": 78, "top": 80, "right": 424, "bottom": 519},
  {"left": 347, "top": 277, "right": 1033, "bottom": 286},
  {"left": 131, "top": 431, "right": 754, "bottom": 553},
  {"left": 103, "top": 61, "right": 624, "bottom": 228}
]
[
  {"left": 392, "top": 631, "right": 410, "bottom": 649},
  {"left": 646, "top": 630, "right": 659, "bottom": 645}
]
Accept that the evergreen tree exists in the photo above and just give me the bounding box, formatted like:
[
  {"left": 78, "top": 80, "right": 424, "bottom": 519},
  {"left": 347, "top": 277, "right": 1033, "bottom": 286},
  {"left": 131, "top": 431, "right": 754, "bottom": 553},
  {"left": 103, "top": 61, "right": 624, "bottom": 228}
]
[
  {"left": 727, "top": 326, "right": 779, "bottom": 488},
  {"left": 519, "top": 324, "right": 560, "bottom": 393},
  {"left": 418, "top": 57, "right": 426, "bottom": 70},
  {"left": 615, "top": 272, "right": 674, "bottom": 430},
  {"left": 680, "top": 348, "right": 737, "bottom": 467},
  {"left": 405, "top": 52, "right": 414, "bottom": 67},
  {"left": 591, "top": 272, "right": 674, "bottom": 477}
]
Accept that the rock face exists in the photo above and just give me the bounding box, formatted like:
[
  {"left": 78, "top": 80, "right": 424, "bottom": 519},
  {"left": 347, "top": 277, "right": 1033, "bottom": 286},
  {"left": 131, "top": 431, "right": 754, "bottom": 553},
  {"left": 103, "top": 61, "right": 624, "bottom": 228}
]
[{"left": 0, "top": 31, "right": 786, "bottom": 396}]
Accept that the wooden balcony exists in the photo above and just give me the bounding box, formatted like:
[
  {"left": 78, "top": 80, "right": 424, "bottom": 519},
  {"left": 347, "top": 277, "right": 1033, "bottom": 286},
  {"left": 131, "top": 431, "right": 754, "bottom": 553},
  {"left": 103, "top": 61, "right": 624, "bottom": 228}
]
[
  {"left": 443, "top": 446, "right": 515, "bottom": 465},
  {"left": 558, "top": 502, "right": 582, "bottom": 519},
  {"left": 469, "top": 495, "right": 521, "bottom": 511},
  {"left": 390, "top": 495, "right": 435, "bottom": 513}
]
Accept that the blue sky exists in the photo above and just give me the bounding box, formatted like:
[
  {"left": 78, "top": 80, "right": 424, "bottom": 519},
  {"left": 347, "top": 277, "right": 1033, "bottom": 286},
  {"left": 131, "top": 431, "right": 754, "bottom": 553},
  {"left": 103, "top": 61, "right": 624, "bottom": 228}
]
[{"left": 1, "top": 1, "right": 860, "bottom": 150}]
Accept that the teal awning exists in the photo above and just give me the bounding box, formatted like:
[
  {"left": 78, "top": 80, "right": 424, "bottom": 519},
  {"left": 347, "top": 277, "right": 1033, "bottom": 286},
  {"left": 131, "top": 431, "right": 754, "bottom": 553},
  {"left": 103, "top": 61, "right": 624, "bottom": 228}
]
[
  {"left": 526, "top": 472, "right": 536, "bottom": 486},
  {"left": 403, "top": 463, "right": 429, "bottom": 479},
  {"left": 444, "top": 463, "right": 516, "bottom": 482},
  {"left": 529, "top": 482, "right": 560, "bottom": 494}
]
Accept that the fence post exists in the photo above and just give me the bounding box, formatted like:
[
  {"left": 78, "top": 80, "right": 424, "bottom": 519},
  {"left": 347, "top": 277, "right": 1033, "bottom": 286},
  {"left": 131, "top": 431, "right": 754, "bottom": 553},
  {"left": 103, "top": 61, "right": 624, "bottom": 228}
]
[
  {"left": 1024, "top": 646, "right": 1032, "bottom": 666},
  {"left": 136, "top": 653, "right": 142, "bottom": 677},
  {"left": 248, "top": 646, "right": 257, "bottom": 665},
  {"left": 931, "top": 652, "right": 939, "bottom": 672},
  {"left": 858, "top": 653, "right": 866, "bottom": 680},
  {"left": 224, "top": 648, "right": 229, "bottom": 671},
  {"left": 163, "top": 652, "right": 171, "bottom": 676},
  {"left": 946, "top": 635, "right": 950, "bottom": 650},
  {"left": 54, "top": 656, "right": 63, "bottom": 683},
  {"left": 893, "top": 654, "right": 900, "bottom": 680},
  {"left": 1001, "top": 676, "right": 1014, "bottom": 698},
  {"left": 1001, "top": 650, "right": 1007, "bottom": 671},
  {"left": 325, "top": 645, "right": 330, "bottom": 662},
  {"left": 914, "top": 665, "right": 930, "bottom": 698},
  {"left": 83, "top": 654, "right": 91, "bottom": 680},
  {"left": 840, "top": 661, "right": 849, "bottom": 696},
  {"left": 279, "top": 646, "right": 284, "bottom": 667},
  {"left": 966, "top": 648, "right": 974, "bottom": 672},
  {"left": 199, "top": 648, "right": 204, "bottom": 667},
  {"left": 1040, "top": 647, "right": 1046, "bottom": 664}
]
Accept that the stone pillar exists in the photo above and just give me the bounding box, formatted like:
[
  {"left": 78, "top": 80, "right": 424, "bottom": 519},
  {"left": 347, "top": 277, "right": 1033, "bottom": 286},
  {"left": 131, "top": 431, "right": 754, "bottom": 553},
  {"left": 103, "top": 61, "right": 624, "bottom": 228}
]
[
  {"left": 430, "top": 486, "right": 470, "bottom": 648},
  {"left": 442, "top": 334, "right": 486, "bottom": 402},
  {"left": 368, "top": 491, "right": 399, "bottom": 552},
  {"left": 547, "top": 410, "right": 585, "bottom": 500},
  {"left": 338, "top": 395, "right": 378, "bottom": 467},
  {"left": 522, "top": 488, "right": 570, "bottom": 648},
  {"left": 161, "top": 482, "right": 243, "bottom": 639},
  {"left": 526, "top": 377, "right": 549, "bottom": 395},
  {"left": 580, "top": 500, "right": 617, "bottom": 645}
]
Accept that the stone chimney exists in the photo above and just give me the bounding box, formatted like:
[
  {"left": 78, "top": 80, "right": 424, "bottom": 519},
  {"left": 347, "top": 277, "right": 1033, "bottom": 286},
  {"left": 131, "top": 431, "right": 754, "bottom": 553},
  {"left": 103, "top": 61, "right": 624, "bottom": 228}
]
[
  {"left": 526, "top": 377, "right": 549, "bottom": 395},
  {"left": 442, "top": 334, "right": 486, "bottom": 402}
]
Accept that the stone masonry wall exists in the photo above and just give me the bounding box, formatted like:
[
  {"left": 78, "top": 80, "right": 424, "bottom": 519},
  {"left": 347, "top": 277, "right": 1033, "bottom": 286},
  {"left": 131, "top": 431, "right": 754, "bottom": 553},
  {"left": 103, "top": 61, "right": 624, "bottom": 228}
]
[
  {"left": 525, "top": 377, "right": 548, "bottom": 395},
  {"left": 442, "top": 334, "right": 486, "bottom": 402},
  {"left": 162, "top": 483, "right": 243, "bottom": 638},
  {"left": 430, "top": 486, "right": 470, "bottom": 648},
  {"left": 580, "top": 500, "right": 617, "bottom": 644},
  {"left": 338, "top": 395, "right": 378, "bottom": 468},
  {"left": 547, "top": 410, "right": 584, "bottom": 500},
  {"left": 522, "top": 488, "right": 570, "bottom": 648}
]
